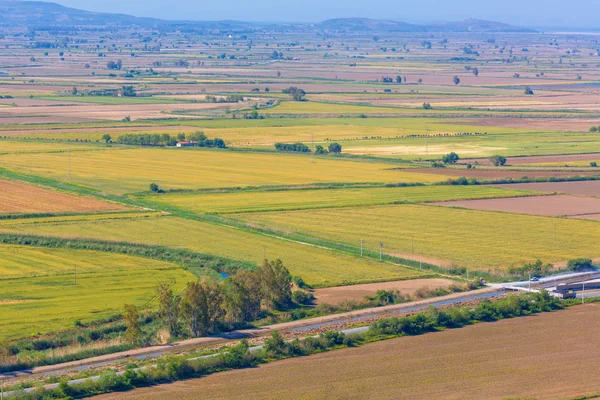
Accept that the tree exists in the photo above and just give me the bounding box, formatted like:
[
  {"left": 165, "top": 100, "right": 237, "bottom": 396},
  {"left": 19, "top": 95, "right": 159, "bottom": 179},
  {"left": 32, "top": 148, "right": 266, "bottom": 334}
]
[
  {"left": 71, "top": 86, "right": 78, "bottom": 95},
  {"left": 102, "top": 134, "right": 112, "bottom": 143},
  {"left": 524, "top": 86, "right": 534, "bottom": 95},
  {"left": 472, "top": 67, "right": 479, "bottom": 77},
  {"left": 149, "top": 182, "right": 160, "bottom": 192},
  {"left": 282, "top": 87, "right": 306, "bottom": 101},
  {"left": 124, "top": 304, "right": 142, "bottom": 345},
  {"left": 489, "top": 155, "right": 507, "bottom": 166},
  {"left": 260, "top": 259, "right": 292, "bottom": 310},
  {"left": 180, "top": 281, "right": 224, "bottom": 337},
  {"left": 120, "top": 85, "right": 136, "bottom": 97},
  {"left": 453, "top": 76, "right": 460, "bottom": 85},
  {"left": 442, "top": 152, "right": 460, "bottom": 164},
  {"left": 422, "top": 102, "right": 432, "bottom": 110},
  {"left": 589, "top": 126, "right": 598, "bottom": 132},
  {"left": 328, "top": 142, "right": 342, "bottom": 154},
  {"left": 315, "top": 145, "right": 327, "bottom": 154},
  {"left": 591, "top": 162, "right": 598, "bottom": 167},
  {"left": 396, "top": 75, "right": 402, "bottom": 83},
  {"left": 156, "top": 283, "right": 180, "bottom": 335}
]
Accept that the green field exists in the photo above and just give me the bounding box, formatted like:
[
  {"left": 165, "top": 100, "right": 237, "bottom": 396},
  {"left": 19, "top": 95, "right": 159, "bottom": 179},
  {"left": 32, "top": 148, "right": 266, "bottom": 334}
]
[
  {"left": 0, "top": 147, "right": 445, "bottom": 194},
  {"left": 0, "top": 213, "right": 426, "bottom": 287},
  {"left": 229, "top": 204, "right": 600, "bottom": 270},
  {"left": 143, "top": 185, "right": 538, "bottom": 214},
  {"left": 0, "top": 245, "right": 195, "bottom": 339}
]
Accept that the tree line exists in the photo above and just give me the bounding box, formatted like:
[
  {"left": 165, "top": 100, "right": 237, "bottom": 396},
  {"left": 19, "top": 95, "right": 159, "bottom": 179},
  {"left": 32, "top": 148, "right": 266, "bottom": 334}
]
[
  {"left": 275, "top": 142, "right": 342, "bottom": 154},
  {"left": 125, "top": 259, "right": 303, "bottom": 343},
  {"left": 115, "top": 131, "right": 226, "bottom": 148}
]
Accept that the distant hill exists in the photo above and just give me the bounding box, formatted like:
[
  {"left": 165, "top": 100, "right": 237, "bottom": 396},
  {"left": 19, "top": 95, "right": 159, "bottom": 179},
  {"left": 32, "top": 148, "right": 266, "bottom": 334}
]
[
  {"left": 0, "top": 0, "right": 161, "bottom": 26},
  {"left": 315, "top": 17, "right": 536, "bottom": 33},
  {"left": 0, "top": 1, "right": 537, "bottom": 33}
]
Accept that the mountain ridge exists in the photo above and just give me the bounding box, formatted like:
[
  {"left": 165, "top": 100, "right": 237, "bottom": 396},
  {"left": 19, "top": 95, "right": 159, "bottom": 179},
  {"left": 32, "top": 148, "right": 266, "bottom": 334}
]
[{"left": 0, "top": 0, "right": 537, "bottom": 33}]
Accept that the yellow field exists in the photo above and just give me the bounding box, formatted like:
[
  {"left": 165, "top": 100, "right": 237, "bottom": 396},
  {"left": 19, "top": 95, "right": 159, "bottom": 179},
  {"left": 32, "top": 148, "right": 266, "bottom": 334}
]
[
  {"left": 230, "top": 204, "right": 600, "bottom": 270},
  {"left": 260, "top": 101, "right": 412, "bottom": 115},
  {"left": 0, "top": 140, "right": 98, "bottom": 154},
  {"left": 0, "top": 148, "right": 445, "bottom": 194},
  {"left": 144, "top": 185, "right": 537, "bottom": 214},
  {"left": 522, "top": 161, "right": 600, "bottom": 168},
  {"left": 0, "top": 214, "right": 426, "bottom": 287},
  {"left": 0, "top": 245, "right": 195, "bottom": 339}
]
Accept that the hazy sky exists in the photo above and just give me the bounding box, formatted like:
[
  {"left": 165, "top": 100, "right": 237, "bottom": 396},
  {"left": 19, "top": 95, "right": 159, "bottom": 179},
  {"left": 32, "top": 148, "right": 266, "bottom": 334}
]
[{"left": 55, "top": 0, "right": 591, "bottom": 28}]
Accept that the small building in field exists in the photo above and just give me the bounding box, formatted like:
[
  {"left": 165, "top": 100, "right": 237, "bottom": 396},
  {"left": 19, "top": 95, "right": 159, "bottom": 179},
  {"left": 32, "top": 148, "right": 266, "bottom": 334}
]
[{"left": 176, "top": 141, "right": 197, "bottom": 147}]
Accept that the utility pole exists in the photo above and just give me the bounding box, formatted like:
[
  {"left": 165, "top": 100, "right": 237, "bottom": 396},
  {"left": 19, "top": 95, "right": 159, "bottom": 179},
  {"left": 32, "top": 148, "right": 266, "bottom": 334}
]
[
  {"left": 379, "top": 242, "right": 383, "bottom": 262},
  {"left": 67, "top": 146, "right": 71, "bottom": 180},
  {"left": 582, "top": 280, "right": 586, "bottom": 304},
  {"left": 360, "top": 239, "right": 363, "bottom": 257}
]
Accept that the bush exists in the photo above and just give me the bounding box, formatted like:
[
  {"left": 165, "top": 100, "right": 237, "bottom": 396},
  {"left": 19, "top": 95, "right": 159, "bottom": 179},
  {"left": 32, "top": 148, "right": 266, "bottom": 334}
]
[
  {"left": 589, "top": 126, "right": 598, "bottom": 133},
  {"left": 567, "top": 258, "right": 593, "bottom": 271},
  {"left": 591, "top": 162, "right": 597, "bottom": 167},
  {"left": 315, "top": 145, "right": 327, "bottom": 154},
  {"left": 441, "top": 152, "right": 459, "bottom": 164},
  {"left": 489, "top": 155, "right": 507, "bottom": 166},
  {"left": 274, "top": 142, "right": 310, "bottom": 152},
  {"left": 292, "top": 290, "right": 315, "bottom": 305}
]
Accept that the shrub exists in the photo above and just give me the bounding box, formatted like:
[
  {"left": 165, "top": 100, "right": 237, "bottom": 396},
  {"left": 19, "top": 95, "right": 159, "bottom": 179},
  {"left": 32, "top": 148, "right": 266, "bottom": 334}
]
[
  {"left": 292, "top": 290, "right": 315, "bottom": 305},
  {"left": 489, "top": 155, "right": 507, "bottom": 166},
  {"left": 567, "top": 258, "right": 593, "bottom": 271},
  {"left": 275, "top": 142, "right": 310, "bottom": 152},
  {"left": 441, "top": 152, "right": 459, "bottom": 164}
]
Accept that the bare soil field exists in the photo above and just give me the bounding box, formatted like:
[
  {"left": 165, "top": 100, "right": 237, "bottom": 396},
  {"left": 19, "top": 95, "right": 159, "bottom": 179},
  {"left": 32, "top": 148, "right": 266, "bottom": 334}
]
[
  {"left": 312, "top": 278, "right": 455, "bottom": 305},
  {"left": 0, "top": 179, "right": 125, "bottom": 213},
  {"left": 460, "top": 153, "right": 600, "bottom": 165},
  {"left": 0, "top": 102, "right": 251, "bottom": 121},
  {"left": 95, "top": 304, "right": 600, "bottom": 400},
  {"left": 431, "top": 194, "right": 600, "bottom": 218},
  {"left": 495, "top": 180, "right": 600, "bottom": 196},
  {"left": 409, "top": 168, "right": 600, "bottom": 179},
  {"left": 459, "top": 117, "right": 600, "bottom": 131}
]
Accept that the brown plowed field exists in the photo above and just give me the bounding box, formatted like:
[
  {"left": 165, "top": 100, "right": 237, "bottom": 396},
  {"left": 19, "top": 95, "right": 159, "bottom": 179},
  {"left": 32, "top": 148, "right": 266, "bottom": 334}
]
[
  {"left": 409, "top": 168, "right": 600, "bottom": 179},
  {"left": 312, "top": 278, "right": 455, "bottom": 305},
  {"left": 0, "top": 179, "right": 125, "bottom": 213},
  {"left": 431, "top": 194, "right": 600, "bottom": 218},
  {"left": 95, "top": 304, "right": 600, "bottom": 400},
  {"left": 495, "top": 180, "right": 600, "bottom": 196}
]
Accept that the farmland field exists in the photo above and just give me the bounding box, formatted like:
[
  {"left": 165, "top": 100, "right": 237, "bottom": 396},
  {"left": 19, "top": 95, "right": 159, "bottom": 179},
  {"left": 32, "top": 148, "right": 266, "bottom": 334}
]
[
  {"left": 0, "top": 245, "right": 195, "bottom": 339},
  {"left": 495, "top": 180, "right": 600, "bottom": 196},
  {"left": 0, "top": 179, "right": 126, "bottom": 214},
  {"left": 0, "top": 148, "right": 445, "bottom": 194},
  {"left": 432, "top": 194, "right": 600, "bottom": 219},
  {"left": 98, "top": 303, "right": 600, "bottom": 400},
  {"left": 230, "top": 204, "right": 600, "bottom": 269},
  {"left": 4, "top": 7, "right": 600, "bottom": 396},
  {"left": 143, "top": 185, "right": 538, "bottom": 214},
  {"left": 0, "top": 214, "right": 426, "bottom": 286}
]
